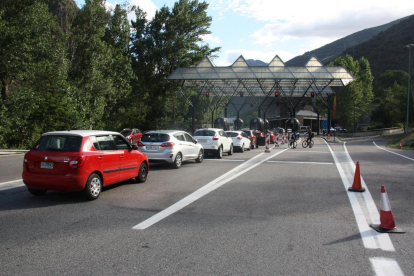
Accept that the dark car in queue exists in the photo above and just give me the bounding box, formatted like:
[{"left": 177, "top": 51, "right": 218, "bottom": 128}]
[{"left": 22, "top": 130, "right": 149, "bottom": 200}]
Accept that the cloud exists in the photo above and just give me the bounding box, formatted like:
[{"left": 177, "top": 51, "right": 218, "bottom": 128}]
[
  {"left": 129, "top": 0, "right": 157, "bottom": 19},
  {"left": 214, "top": 0, "right": 414, "bottom": 45},
  {"left": 202, "top": 34, "right": 222, "bottom": 44}
]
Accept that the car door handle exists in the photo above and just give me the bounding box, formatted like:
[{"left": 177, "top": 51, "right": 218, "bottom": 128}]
[
  {"left": 120, "top": 155, "right": 124, "bottom": 158},
  {"left": 98, "top": 156, "right": 103, "bottom": 160}
]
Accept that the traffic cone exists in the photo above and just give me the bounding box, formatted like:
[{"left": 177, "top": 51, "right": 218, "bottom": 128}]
[
  {"left": 370, "top": 185, "right": 405, "bottom": 233},
  {"left": 348, "top": 162, "right": 365, "bottom": 192},
  {"left": 398, "top": 141, "right": 402, "bottom": 149}
]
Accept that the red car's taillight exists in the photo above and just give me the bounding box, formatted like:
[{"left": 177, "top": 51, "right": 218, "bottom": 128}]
[
  {"left": 137, "top": 141, "right": 145, "bottom": 147},
  {"left": 212, "top": 135, "right": 219, "bottom": 140},
  {"left": 161, "top": 142, "right": 175, "bottom": 147},
  {"left": 23, "top": 157, "right": 28, "bottom": 171},
  {"left": 69, "top": 155, "right": 87, "bottom": 169}
]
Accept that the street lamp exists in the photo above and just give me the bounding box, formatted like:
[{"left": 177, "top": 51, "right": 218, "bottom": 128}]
[{"left": 404, "top": 44, "right": 414, "bottom": 133}]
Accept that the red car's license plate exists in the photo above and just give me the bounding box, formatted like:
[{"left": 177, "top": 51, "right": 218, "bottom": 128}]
[{"left": 40, "top": 162, "right": 54, "bottom": 169}]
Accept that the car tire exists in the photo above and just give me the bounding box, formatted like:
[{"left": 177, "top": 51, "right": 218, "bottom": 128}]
[
  {"left": 173, "top": 153, "right": 182, "bottom": 169},
  {"left": 83, "top": 173, "right": 102, "bottom": 200},
  {"left": 136, "top": 162, "right": 148, "bottom": 183},
  {"left": 216, "top": 146, "right": 223, "bottom": 159},
  {"left": 27, "top": 188, "right": 47, "bottom": 196},
  {"left": 196, "top": 149, "right": 203, "bottom": 163},
  {"left": 228, "top": 144, "right": 233, "bottom": 155}
]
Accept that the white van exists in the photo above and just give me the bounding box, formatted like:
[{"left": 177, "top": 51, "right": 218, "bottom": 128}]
[{"left": 299, "top": 126, "right": 311, "bottom": 133}]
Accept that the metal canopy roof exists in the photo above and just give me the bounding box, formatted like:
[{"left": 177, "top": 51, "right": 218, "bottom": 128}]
[{"left": 167, "top": 55, "right": 354, "bottom": 97}]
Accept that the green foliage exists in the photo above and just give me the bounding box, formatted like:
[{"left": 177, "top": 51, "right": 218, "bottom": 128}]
[
  {"left": 130, "top": 0, "right": 220, "bottom": 131},
  {"left": 371, "top": 70, "right": 411, "bottom": 130},
  {"left": 0, "top": 0, "right": 221, "bottom": 148},
  {"left": 329, "top": 55, "right": 374, "bottom": 131}
]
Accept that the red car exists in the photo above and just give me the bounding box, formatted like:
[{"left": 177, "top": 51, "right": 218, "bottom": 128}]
[
  {"left": 120, "top": 128, "right": 142, "bottom": 144},
  {"left": 22, "top": 130, "right": 149, "bottom": 200}
]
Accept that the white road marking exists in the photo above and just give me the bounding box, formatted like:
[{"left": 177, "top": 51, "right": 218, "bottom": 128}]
[
  {"left": 133, "top": 149, "right": 289, "bottom": 230},
  {"left": 0, "top": 184, "right": 25, "bottom": 191},
  {"left": 0, "top": 179, "right": 23, "bottom": 187},
  {"left": 373, "top": 141, "right": 414, "bottom": 161},
  {"left": 324, "top": 140, "right": 395, "bottom": 252},
  {"left": 267, "top": 160, "right": 333, "bottom": 165},
  {"left": 204, "top": 159, "right": 245, "bottom": 162},
  {"left": 370, "top": 258, "right": 405, "bottom": 276}
]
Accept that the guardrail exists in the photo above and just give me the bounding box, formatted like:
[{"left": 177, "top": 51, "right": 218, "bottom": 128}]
[
  {"left": 0, "top": 149, "right": 29, "bottom": 155},
  {"left": 333, "top": 128, "right": 402, "bottom": 138}
]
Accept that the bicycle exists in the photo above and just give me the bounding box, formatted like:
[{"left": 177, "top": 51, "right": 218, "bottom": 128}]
[
  {"left": 302, "top": 139, "right": 314, "bottom": 148},
  {"left": 288, "top": 139, "right": 297, "bottom": 149}
]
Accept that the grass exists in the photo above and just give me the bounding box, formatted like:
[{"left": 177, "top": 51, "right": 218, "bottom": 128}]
[{"left": 382, "top": 129, "right": 414, "bottom": 150}]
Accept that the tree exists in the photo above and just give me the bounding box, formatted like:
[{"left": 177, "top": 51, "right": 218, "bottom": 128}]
[
  {"left": 68, "top": 0, "right": 133, "bottom": 130},
  {"left": 329, "top": 55, "right": 374, "bottom": 131},
  {"left": 0, "top": 0, "right": 66, "bottom": 100},
  {"left": 371, "top": 70, "right": 410, "bottom": 129},
  {"left": 0, "top": 0, "right": 73, "bottom": 148},
  {"left": 130, "top": 0, "right": 220, "bottom": 131}
]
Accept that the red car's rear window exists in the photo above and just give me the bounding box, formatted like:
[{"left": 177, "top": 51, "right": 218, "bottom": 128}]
[{"left": 32, "top": 135, "right": 82, "bottom": 152}]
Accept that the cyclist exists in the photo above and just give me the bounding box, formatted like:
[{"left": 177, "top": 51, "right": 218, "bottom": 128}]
[
  {"left": 306, "top": 129, "right": 314, "bottom": 147},
  {"left": 289, "top": 132, "right": 297, "bottom": 148}
]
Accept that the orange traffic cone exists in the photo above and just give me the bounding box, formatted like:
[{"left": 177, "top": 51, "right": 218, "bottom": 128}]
[
  {"left": 348, "top": 161, "right": 365, "bottom": 192},
  {"left": 370, "top": 185, "right": 405, "bottom": 233},
  {"left": 398, "top": 141, "right": 402, "bottom": 149}
]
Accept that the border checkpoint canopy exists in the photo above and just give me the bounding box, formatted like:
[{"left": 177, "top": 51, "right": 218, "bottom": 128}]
[{"left": 166, "top": 55, "right": 354, "bottom": 98}]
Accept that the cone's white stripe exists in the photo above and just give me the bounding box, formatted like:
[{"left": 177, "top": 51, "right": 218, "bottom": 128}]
[{"left": 380, "top": 192, "right": 391, "bottom": 211}]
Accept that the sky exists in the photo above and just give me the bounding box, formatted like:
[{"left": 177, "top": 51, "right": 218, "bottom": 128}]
[{"left": 74, "top": 0, "right": 414, "bottom": 66}]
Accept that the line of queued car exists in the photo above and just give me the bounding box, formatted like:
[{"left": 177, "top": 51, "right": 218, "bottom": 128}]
[{"left": 22, "top": 127, "right": 265, "bottom": 201}]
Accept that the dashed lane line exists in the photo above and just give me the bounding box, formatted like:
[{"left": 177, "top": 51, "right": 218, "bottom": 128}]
[{"left": 133, "top": 148, "right": 289, "bottom": 230}]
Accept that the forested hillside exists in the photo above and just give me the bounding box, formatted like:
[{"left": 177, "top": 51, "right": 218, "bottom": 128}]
[
  {"left": 286, "top": 17, "right": 407, "bottom": 66},
  {"left": 341, "top": 15, "right": 414, "bottom": 78},
  {"left": 0, "top": 0, "right": 220, "bottom": 148}
]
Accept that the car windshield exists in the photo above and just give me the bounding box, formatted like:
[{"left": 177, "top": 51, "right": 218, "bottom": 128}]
[
  {"left": 194, "top": 130, "right": 216, "bottom": 136},
  {"left": 120, "top": 129, "right": 132, "bottom": 136},
  {"left": 141, "top": 133, "right": 170, "bottom": 142},
  {"left": 32, "top": 135, "right": 82, "bottom": 152},
  {"left": 226, "top": 132, "right": 239, "bottom": 137}
]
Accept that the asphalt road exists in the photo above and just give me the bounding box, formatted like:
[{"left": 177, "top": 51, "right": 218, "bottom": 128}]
[{"left": 0, "top": 136, "right": 413, "bottom": 275}]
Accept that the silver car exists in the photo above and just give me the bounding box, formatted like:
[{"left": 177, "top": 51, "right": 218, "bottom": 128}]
[{"left": 138, "top": 130, "right": 204, "bottom": 169}]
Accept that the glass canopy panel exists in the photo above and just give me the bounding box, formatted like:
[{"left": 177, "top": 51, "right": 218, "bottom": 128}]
[
  {"left": 268, "top": 67, "right": 295, "bottom": 79},
  {"left": 214, "top": 67, "right": 238, "bottom": 79},
  {"left": 306, "top": 66, "right": 334, "bottom": 79},
  {"left": 180, "top": 68, "right": 201, "bottom": 79},
  {"left": 196, "top": 67, "right": 220, "bottom": 79},
  {"left": 288, "top": 67, "right": 314, "bottom": 79},
  {"left": 305, "top": 57, "right": 324, "bottom": 67},
  {"left": 233, "top": 67, "right": 256, "bottom": 79},
  {"left": 250, "top": 67, "right": 274, "bottom": 79}
]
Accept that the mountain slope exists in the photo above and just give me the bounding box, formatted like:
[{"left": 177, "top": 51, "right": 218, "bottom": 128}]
[
  {"left": 286, "top": 16, "right": 408, "bottom": 66},
  {"left": 341, "top": 15, "right": 414, "bottom": 78}
]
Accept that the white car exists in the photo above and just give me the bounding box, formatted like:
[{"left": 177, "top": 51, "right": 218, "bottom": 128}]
[
  {"left": 194, "top": 128, "right": 233, "bottom": 159},
  {"left": 138, "top": 130, "right": 203, "bottom": 169},
  {"left": 225, "top": 131, "right": 251, "bottom": 152}
]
